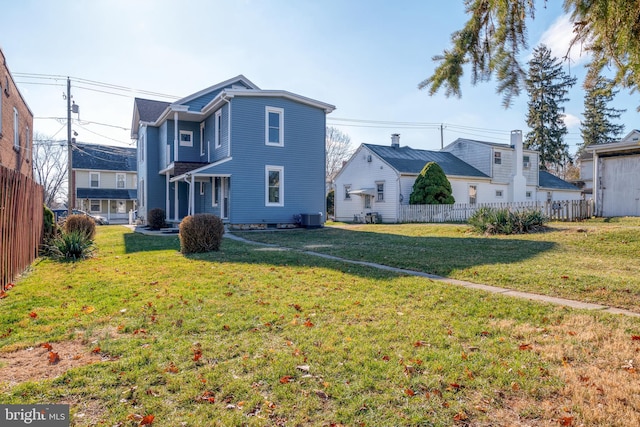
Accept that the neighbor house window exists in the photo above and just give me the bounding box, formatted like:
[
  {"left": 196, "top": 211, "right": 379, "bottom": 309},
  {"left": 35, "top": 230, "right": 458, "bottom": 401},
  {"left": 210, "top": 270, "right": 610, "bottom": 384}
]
[
  {"left": 90, "top": 200, "right": 100, "bottom": 212},
  {"left": 547, "top": 191, "right": 552, "bottom": 202},
  {"left": 344, "top": 185, "right": 351, "bottom": 200},
  {"left": 90, "top": 172, "right": 100, "bottom": 188},
  {"left": 364, "top": 195, "right": 372, "bottom": 209},
  {"left": 13, "top": 108, "right": 19, "bottom": 149},
  {"left": 376, "top": 182, "right": 384, "bottom": 202},
  {"left": 179, "top": 130, "right": 193, "bottom": 147},
  {"left": 116, "top": 173, "right": 126, "bottom": 189},
  {"left": 523, "top": 155, "right": 531, "bottom": 169},
  {"left": 212, "top": 177, "right": 220, "bottom": 206},
  {"left": 265, "top": 165, "right": 284, "bottom": 206},
  {"left": 200, "top": 122, "right": 205, "bottom": 156},
  {"left": 215, "top": 110, "right": 222, "bottom": 148},
  {"left": 526, "top": 191, "right": 532, "bottom": 199},
  {"left": 265, "top": 107, "right": 284, "bottom": 146},
  {"left": 495, "top": 190, "right": 503, "bottom": 198},
  {"left": 494, "top": 151, "right": 501, "bottom": 165},
  {"left": 469, "top": 185, "right": 477, "bottom": 204}
]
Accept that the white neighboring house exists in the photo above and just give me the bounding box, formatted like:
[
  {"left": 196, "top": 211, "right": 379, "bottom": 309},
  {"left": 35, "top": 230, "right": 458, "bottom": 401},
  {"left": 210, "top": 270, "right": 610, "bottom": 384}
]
[
  {"left": 582, "top": 129, "right": 640, "bottom": 217},
  {"left": 334, "top": 132, "right": 581, "bottom": 223}
]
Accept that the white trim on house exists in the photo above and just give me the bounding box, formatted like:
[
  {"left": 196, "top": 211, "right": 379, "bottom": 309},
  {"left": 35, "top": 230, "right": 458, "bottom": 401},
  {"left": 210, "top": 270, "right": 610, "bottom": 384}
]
[
  {"left": 214, "top": 109, "right": 222, "bottom": 149},
  {"left": 265, "top": 165, "right": 284, "bottom": 207},
  {"left": 265, "top": 106, "right": 284, "bottom": 147}
]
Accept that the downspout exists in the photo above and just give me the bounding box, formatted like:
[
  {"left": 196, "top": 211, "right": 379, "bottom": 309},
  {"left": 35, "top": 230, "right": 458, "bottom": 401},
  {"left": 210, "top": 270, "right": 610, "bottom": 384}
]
[{"left": 220, "top": 93, "right": 232, "bottom": 158}]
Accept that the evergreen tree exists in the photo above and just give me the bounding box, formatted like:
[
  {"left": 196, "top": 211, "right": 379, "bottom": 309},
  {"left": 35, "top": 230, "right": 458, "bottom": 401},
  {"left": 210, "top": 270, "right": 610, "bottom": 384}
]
[
  {"left": 525, "top": 45, "right": 577, "bottom": 171},
  {"left": 409, "top": 162, "right": 455, "bottom": 205},
  {"left": 580, "top": 76, "right": 625, "bottom": 149}
]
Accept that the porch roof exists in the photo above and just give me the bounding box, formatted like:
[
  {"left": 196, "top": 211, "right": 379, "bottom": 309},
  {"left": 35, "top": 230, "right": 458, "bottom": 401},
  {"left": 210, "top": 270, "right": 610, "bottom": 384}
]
[{"left": 77, "top": 188, "right": 137, "bottom": 200}]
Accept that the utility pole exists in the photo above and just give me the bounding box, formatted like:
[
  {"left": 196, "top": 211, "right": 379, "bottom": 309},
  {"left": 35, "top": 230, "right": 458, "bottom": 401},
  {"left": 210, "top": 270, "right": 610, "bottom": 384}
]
[
  {"left": 67, "top": 77, "right": 72, "bottom": 215},
  {"left": 440, "top": 123, "right": 444, "bottom": 149}
]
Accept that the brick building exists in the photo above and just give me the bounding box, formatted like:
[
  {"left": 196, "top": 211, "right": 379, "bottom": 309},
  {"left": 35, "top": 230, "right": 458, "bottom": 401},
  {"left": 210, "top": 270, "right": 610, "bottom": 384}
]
[{"left": 0, "top": 48, "right": 34, "bottom": 178}]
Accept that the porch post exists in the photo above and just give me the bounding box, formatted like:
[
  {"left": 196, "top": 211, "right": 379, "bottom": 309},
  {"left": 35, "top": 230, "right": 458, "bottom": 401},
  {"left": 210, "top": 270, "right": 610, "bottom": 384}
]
[
  {"left": 174, "top": 111, "right": 179, "bottom": 162},
  {"left": 174, "top": 181, "right": 179, "bottom": 221},
  {"left": 189, "top": 175, "right": 195, "bottom": 216}
]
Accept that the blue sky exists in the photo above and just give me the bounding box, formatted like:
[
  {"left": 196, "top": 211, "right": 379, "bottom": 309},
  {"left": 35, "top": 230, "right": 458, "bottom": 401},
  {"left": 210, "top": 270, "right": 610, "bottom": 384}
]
[{"left": 2, "top": 0, "right": 637, "bottom": 153}]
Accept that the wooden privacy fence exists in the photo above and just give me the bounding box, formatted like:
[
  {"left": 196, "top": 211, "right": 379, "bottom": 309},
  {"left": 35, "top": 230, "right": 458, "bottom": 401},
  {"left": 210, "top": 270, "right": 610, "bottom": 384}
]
[
  {"left": 0, "top": 165, "right": 44, "bottom": 291},
  {"left": 399, "top": 200, "right": 593, "bottom": 223}
]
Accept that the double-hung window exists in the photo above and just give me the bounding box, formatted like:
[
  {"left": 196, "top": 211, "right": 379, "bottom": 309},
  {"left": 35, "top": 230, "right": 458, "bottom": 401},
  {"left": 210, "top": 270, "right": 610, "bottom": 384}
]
[
  {"left": 265, "top": 107, "right": 284, "bottom": 146},
  {"left": 376, "top": 182, "right": 384, "bottom": 202},
  {"left": 212, "top": 177, "right": 220, "bottom": 206},
  {"left": 265, "top": 165, "right": 284, "bottom": 206},
  {"left": 494, "top": 151, "right": 501, "bottom": 165},
  {"left": 215, "top": 110, "right": 222, "bottom": 148},
  {"left": 90, "top": 172, "right": 100, "bottom": 188},
  {"left": 116, "top": 173, "right": 126, "bottom": 189},
  {"left": 344, "top": 185, "right": 351, "bottom": 200}
]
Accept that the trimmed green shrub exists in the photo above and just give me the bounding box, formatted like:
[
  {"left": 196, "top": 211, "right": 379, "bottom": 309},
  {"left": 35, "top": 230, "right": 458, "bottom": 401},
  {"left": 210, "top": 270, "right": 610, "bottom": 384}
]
[
  {"left": 64, "top": 214, "right": 96, "bottom": 240},
  {"left": 409, "top": 162, "right": 455, "bottom": 204},
  {"left": 48, "top": 230, "right": 95, "bottom": 261},
  {"left": 148, "top": 208, "right": 167, "bottom": 230},
  {"left": 468, "top": 207, "right": 547, "bottom": 235},
  {"left": 179, "top": 214, "right": 225, "bottom": 254},
  {"left": 43, "top": 205, "right": 57, "bottom": 240}
]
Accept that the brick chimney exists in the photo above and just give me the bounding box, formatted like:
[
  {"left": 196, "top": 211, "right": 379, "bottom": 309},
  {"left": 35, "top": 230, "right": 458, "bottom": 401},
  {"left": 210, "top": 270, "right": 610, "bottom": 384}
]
[{"left": 391, "top": 133, "right": 400, "bottom": 148}]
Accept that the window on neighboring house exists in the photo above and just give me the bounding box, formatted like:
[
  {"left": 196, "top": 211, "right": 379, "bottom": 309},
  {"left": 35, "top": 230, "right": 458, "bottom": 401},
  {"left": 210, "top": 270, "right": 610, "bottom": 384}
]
[
  {"left": 344, "top": 185, "right": 351, "bottom": 200},
  {"left": 547, "top": 191, "right": 552, "bottom": 202},
  {"left": 523, "top": 155, "right": 530, "bottom": 169},
  {"left": 200, "top": 182, "right": 205, "bottom": 195},
  {"left": 13, "top": 108, "right": 19, "bottom": 149},
  {"left": 90, "top": 172, "right": 100, "bottom": 188},
  {"left": 364, "top": 195, "right": 372, "bottom": 209},
  {"left": 469, "top": 185, "right": 477, "bottom": 204},
  {"left": 212, "top": 177, "right": 220, "bottom": 206},
  {"left": 376, "top": 182, "right": 384, "bottom": 202},
  {"left": 139, "top": 134, "right": 144, "bottom": 162},
  {"left": 495, "top": 190, "right": 503, "bottom": 198},
  {"left": 265, "top": 107, "right": 284, "bottom": 146},
  {"left": 215, "top": 110, "right": 222, "bottom": 148},
  {"left": 494, "top": 151, "right": 501, "bottom": 165},
  {"left": 200, "top": 122, "right": 205, "bottom": 156},
  {"left": 90, "top": 200, "right": 101, "bottom": 213},
  {"left": 116, "top": 173, "right": 126, "bottom": 189},
  {"left": 179, "top": 130, "right": 193, "bottom": 147},
  {"left": 265, "top": 165, "right": 284, "bottom": 206},
  {"left": 526, "top": 191, "right": 532, "bottom": 199}
]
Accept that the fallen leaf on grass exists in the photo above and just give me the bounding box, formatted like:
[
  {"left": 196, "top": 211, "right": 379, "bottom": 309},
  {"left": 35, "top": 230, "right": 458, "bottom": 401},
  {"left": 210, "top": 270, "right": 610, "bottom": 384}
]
[
  {"left": 0, "top": 291, "right": 7, "bottom": 299},
  {"left": 453, "top": 412, "right": 468, "bottom": 421},
  {"left": 413, "top": 340, "right": 428, "bottom": 347},
  {"left": 559, "top": 416, "right": 573, "bottom": 426},
  {"left": 519, "top": 343, "right": 533, "bottom": 351},
  {"left": 193, "top": 349, "right": 203, "bottom": 362},
  {"left": 165, "top": 362, "right": 179, "bottom": 373},
  {"left": 29, "top": 312, "right": 38, "bottom": 318},
  {"left": 42, "top": 343, "right": 53, "bottom": 351},
  {"left": 404, "top": 389, "right": 415, "bottom": 397},
  {"left": 195, "top": 391, "right": 215, "bottom": 403},
  {"left": 91, "top": 347, "right": 101, "bottom": 354},
  {"left": 632, "top": 335, "right": 640, "bottom": 341},
  {"left": 303, "top": 319, "right": 314, "bottom": 328},
  {"left": 81, "top": 305, "right": 95, "bottom": 314},
  {"left": 140, "top": 415, "right": 155, "bottom": 425},
  {"left": 279, "top": 376, "right": 294, "bottom": 384}
]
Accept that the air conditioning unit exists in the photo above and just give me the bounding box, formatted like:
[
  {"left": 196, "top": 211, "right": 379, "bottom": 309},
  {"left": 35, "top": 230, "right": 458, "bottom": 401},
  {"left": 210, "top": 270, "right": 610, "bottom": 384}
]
[
  {"left": 366, "top": 155, "right": 372, "bottom": 162},
  {"left": 300, "top": 213, "right": 322, "bottom": 228}
]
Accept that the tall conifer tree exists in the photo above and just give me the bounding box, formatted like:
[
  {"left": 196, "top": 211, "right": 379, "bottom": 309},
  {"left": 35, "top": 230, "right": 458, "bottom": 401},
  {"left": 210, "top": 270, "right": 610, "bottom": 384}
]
[
  {"left": 580, "top": 76, "right": 625, "bottom": 149},
  {"left": 525, "top": 45, "right": 577, "bottom": 171}
]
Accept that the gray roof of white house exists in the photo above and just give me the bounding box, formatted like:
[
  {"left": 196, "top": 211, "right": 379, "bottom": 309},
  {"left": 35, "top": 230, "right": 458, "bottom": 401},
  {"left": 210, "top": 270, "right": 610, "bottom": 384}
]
[
  {"left": 364, "top": 144, "right": 489, "bottom": 178},
  {"left": 72, "top": 142, "right": 137, "bottom": 172},
  {"left": 538, "top": 170, "right": 580, "bottom": 190}
]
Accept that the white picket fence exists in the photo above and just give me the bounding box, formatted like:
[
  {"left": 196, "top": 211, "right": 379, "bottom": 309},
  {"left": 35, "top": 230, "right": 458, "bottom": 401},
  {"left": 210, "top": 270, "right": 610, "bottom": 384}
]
[{"left": 399, "top": 200, "right": 593, "bottom": 223}]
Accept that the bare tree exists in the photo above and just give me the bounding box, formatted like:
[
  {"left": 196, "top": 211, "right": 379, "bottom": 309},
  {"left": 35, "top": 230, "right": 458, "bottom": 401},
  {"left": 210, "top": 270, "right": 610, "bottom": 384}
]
[
  {"left": 32, "top": 132, "right": 68, "bottom": 207},
  {"left": 326, "top": 127, "right": 353, "bottom": 183}
]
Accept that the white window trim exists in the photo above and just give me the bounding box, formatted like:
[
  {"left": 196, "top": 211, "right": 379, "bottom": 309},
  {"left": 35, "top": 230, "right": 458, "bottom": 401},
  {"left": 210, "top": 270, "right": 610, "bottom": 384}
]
[
  {"left": 200, "top": 122, "right": 205, "bottom": 156},
  {"left": 90, "top": 172, "right": 100, "bottom": 188},
  {"left": 13, "top": 108, "right": 19, "bottom": 150},
  {"left": 265, "top": 106, "right": 284, "bottom": 147},
  {"left": 116, "top": 173, "right": 126, "bottom": 189},
  {"left": 139, "top": 134, "right": 145, "bottom": 162},
  {"left": 199, "top": 181, "right": 205, "bottom": 195},
  {"left": 90, "top": 200, "right": 101, "bottom": 213},
  {"left": 212, "top": 177, "right": 219, "bottom": 207},
  {"left": 495, "top": 190, "right": 503, "bottom": 198},
  {"left": 493, "top": 151, "right": 501, "bottom": 165},
  {"left": 214, "top": 110, "right": 222, "bottom": 149},
  {"left": 179, "top": 130, "right": 193, "bottom": 147},
  {"left": 265, "top": 165, "right": 284, "bottom": 207},
  {"left": 376, "top": 181, "right": 385, "bottom": 202},
  {"left": 468, "top": 184, "right": 478, "bottom": 205}
]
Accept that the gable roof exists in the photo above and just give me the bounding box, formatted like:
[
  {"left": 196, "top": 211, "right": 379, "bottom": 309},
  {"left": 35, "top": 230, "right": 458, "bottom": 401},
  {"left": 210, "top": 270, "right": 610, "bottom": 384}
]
[
  {"left": 364, "top": 144, "right": 489, "bottom": 178},
  {"left": 72, "top": 142, "right": 137, "bottom": 172},
  {"left": 135, "top": 98, "right": 170, "bottom": 122},
  {"left": 538, "top": 171, "right": 579, "bottom": 190}
]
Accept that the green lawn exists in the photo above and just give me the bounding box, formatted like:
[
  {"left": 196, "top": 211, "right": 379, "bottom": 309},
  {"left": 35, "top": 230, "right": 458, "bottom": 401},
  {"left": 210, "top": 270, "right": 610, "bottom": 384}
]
[
  {"left": 1, "top": 225, "right": 639, "bottom": 426},
  {"left": 235, "top": 219, "right": 640, "bottom": 311}
]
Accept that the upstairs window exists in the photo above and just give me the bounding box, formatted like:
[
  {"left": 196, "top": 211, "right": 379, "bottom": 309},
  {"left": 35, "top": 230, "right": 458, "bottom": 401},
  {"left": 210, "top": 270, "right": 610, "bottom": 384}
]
[
  {"left": 265, "top": 107, "right": 284, "bottom": 146},
  {"left": 179, "top": 130, "right": 193, "bottom": 147},
  {"left": 494, "top": 151, "right": 501, "bottom": 165},
  {"left": 116, "top": 173, "right": 126, "bottom": 189},
  {"left": 90, "top": 172, "right": 100, "bottom": 188},
  {"left": 13, "top": 108, "right": 19, "bottom": 149},
  {"left": 215, "top": 110, "right": 222, "bottom": 148},
  {"left": 523, "top": 155, "right": 531, "bottom": 169},
  {"left": 344, "top": 185, "right": 351, "bottom": 200},
  {"left": 200, "top": 122, "right": 205, "bottom": 156}
]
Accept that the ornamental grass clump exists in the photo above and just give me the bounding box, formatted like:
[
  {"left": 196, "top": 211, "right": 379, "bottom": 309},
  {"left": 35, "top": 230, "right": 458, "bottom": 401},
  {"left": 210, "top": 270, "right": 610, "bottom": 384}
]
[
  {"left": 179, "top": 213, "right": 225, "bottom": 254},
  {"left": 148, "top": 208, "right": 167, "bottom": 230},
  {"left": 64, "top": 214, "right": 96, "bottom": 240},
  {"left": 468, "top": 207, "right": 547, "bottom": 235},
  {"left": 48, "top": 230, "right": 95, "bottom": 261}
]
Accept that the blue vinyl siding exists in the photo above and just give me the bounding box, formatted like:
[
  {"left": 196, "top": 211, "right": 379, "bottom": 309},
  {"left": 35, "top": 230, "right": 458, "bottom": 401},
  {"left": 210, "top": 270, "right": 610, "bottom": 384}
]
[
  {"left": 145, "top": 126, "right": 166, "bottom": 214},
  {"left": 183, "top": 81, "right": 252, "bottom": 112},
  {"left": 203, "top": 104, "right": 229, "bottom": 163}
]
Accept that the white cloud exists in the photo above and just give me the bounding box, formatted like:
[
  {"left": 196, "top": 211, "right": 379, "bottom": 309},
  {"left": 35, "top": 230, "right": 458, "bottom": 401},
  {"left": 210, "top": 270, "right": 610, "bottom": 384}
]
[
  {"left": 563, "top": 113, "right": 581, "bottom": 128},
  {"left": 538, "top": 14, "right": 590, "bottom": 66}
]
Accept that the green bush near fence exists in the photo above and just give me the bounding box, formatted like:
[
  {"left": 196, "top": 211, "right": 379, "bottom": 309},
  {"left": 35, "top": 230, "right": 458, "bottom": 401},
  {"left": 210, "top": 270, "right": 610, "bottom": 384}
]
[{"left": 468, "top": 207, "right": 547, "bottom": 235}]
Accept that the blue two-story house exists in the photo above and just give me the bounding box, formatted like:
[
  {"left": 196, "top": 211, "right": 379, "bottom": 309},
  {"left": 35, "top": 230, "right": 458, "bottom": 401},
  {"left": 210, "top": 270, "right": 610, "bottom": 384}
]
[{"left": 131, "top": 75, "right": 335, "bottom": 229}]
